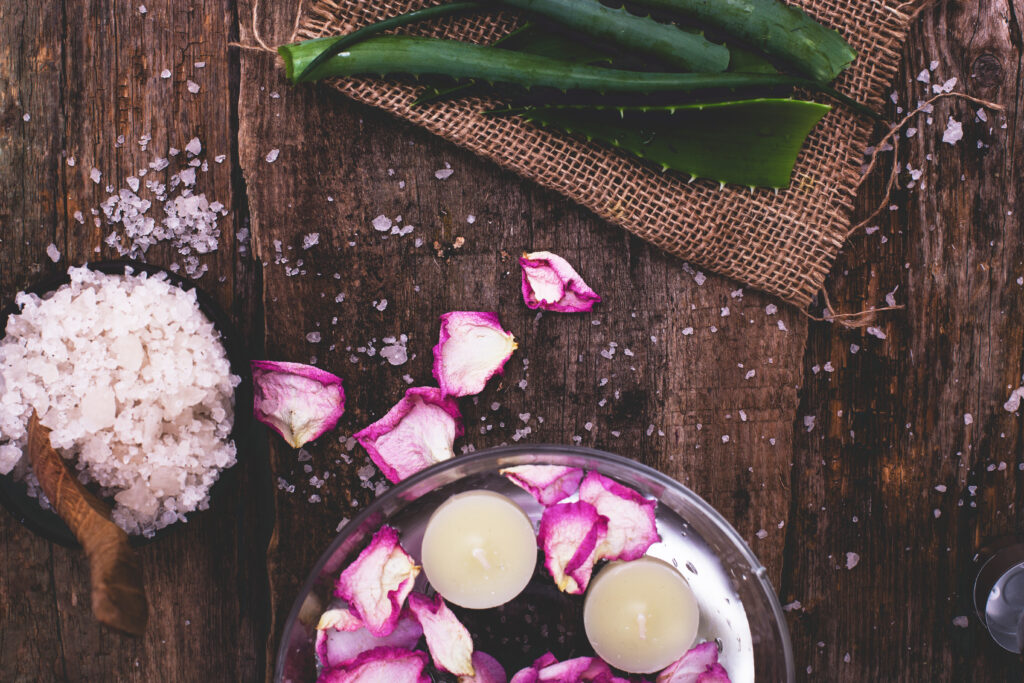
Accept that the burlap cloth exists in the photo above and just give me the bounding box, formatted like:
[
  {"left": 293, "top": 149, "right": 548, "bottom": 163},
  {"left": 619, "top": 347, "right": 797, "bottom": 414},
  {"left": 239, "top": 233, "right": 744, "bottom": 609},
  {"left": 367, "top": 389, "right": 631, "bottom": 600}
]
[{"left": 295, "top": 0, "right": 921, "bottom": 307}]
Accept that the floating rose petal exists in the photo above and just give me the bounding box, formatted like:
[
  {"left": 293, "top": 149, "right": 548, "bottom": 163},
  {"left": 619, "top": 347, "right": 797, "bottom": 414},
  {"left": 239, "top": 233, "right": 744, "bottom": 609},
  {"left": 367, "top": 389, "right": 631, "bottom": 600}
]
[
  {"left": 355, "top": 387, "right": 464, "bottom": 483},
  {"left": 579, "top": 471, "right": 659, "bottom": 562},
  {"left": 408, "top": 592, "right": 475, "bottom": 676},
  {"left": 317, "top": 606, "right": 363, "bottom": 632},
  {"left": 251, "top": 360, "right": 345, "bottom": 448},
  {"left": 537, "top": 656, "right": 612, "bottom": 682},
  {"left": 656, "top": 642, "right": 731, "bottom": 683},
  {"left": 538, "top": 501, "right": 608, "bottom": 594},
  {"left": 509, "top": 653, "right": 559, "bottom": 683},
  {"left": 432, "top": 312, "right": 517, "bottom": 397},
  {"left": 520, "top": 251, "right": 601, "bottom": 313},
  {"left": 460, "top": 652, "right": 508, "bottom": 683},
  {"left": 501, "top": 465, "right": 584, "bottom": 506},
  {"left": 316, "top": 608, "right": 423, "bottom": 670},
  {"left": 334, "top": 526, "right": 421, "bottom": 637},
  {"left": 316, "top": 646, "right": 430, "bottom": 683}
]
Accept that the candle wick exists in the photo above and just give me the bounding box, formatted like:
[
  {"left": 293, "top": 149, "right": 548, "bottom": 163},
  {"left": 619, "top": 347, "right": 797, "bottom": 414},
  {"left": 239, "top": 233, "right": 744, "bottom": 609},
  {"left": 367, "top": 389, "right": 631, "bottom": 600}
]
[
  {"left": 471, "top": 547, "right": 491, "bottom": 570},
  {"left": 637, "top": 612, "right": 647, "bottom": 640}
]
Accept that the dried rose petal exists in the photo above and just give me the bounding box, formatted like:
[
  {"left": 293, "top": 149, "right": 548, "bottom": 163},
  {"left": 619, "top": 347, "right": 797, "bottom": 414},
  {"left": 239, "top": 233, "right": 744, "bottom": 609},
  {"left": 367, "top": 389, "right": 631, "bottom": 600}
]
[
  {"left": 334, "top": 525, "right": 421, "bottom": 637},
  {"left": 408, "top": 592, "right": 475, "bottom": 676},
  {"left": 538, "top": 501, "right": 608, "bottom": 594},
  {"left": 251, "top": 360, "right": 345, "bottom": 448},
  {"left": 509, "top": 653, "right": 558, "bottom": 683},
  {"left": 432, "top": 312, "right": 517, "bottom": 397},
  {"left": 460, "top": 652, "right": 508, "bottom": 683},
  {"left": 355, "top": 387, "right": 464, "bottom": 483},
  {"left": 317, "top": 606, "right": 364, "bottom": 632},
  {"left": 316, "top": 608, "right": 423, "bottom": 670},
  {"left": 316, "top": 646, "right": 430, "bottom": 683},
  {"left": 501, "top": 465, "right": 584, "bottom": 506},
  {"left": 579, "top": 471, "right": 659, "bottom": 562},
  {"left": 519, "top": 251, "right": 601, "bottom": 313},
  {"left": 656, "top": 642, "right": 730, "bottom": 683},
  {"left": 537, "top": 656, "right": 612, "bottom": 682}
]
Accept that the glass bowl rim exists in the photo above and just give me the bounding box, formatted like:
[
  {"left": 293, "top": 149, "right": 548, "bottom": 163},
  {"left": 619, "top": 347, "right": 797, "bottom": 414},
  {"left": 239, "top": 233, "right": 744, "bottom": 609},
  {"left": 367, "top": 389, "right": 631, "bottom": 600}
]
[{"left": 274, "top": 443, "right": 795, "bottom": 682}]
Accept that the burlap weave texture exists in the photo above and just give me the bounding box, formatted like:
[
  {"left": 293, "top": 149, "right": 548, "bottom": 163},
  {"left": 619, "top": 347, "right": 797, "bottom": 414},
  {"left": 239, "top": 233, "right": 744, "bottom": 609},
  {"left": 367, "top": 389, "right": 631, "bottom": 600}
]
[{"left": 296, "top": 0, "right": 918, "bottom": 306}]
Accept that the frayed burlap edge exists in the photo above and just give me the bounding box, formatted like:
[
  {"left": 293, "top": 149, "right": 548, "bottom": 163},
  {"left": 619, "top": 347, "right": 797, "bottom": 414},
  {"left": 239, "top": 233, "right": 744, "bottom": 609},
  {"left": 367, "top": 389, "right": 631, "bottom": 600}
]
[{"left": 294, "top": 0, "right": 926, "bottom": 307}]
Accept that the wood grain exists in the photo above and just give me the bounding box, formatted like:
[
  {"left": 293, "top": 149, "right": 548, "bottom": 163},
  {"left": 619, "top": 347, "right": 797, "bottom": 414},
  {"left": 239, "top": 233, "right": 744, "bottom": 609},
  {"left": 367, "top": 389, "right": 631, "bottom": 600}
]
[{"left": 2, "top": 0, "right": 1023, "bottom": 681}]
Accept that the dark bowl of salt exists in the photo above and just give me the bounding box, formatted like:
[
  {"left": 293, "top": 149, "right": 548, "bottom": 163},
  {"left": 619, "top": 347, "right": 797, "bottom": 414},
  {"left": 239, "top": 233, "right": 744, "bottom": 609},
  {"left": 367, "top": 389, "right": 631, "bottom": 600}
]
[{"left": 0, "top": 260, "right": 251, "bottom": 547}]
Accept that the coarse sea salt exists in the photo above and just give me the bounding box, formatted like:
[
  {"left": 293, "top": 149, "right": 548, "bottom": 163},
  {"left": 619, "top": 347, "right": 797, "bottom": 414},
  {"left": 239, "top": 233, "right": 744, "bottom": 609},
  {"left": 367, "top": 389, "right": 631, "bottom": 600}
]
[{"left": 0, "top": 266, "right": 240, "bottom": 536}]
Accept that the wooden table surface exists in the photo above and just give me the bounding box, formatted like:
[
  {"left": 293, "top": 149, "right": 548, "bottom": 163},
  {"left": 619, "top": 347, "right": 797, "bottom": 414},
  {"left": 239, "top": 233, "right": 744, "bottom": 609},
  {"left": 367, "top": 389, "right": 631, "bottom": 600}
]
[{"left": 2, "top": 1, "right": 1023, "bottom": 681}]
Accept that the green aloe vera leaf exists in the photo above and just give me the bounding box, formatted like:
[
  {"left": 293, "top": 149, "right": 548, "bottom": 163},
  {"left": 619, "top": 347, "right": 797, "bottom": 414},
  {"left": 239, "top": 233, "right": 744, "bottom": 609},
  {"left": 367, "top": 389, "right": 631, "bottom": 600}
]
[
  {"left": 279, "top": 35, "right": 808, "bottom": 92},
  {"left": 514, "top": 98, "right": 831, "bottom": 188},
  {"left": 628, "top": 0, "right": 856, "bottom": 84},
  {"left": 496, "top": 0, "right": 730, "bottom": 72}
]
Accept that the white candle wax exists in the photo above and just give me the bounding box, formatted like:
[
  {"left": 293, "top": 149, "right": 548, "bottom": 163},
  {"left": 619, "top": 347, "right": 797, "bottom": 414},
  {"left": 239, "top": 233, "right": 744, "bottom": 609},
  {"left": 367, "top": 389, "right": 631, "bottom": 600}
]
[
  {"left": 583, "top": 557, "right": 700, "bottom": 674},
  {"left": 420, "top": 490, "right": 537, "bottom": 609}
]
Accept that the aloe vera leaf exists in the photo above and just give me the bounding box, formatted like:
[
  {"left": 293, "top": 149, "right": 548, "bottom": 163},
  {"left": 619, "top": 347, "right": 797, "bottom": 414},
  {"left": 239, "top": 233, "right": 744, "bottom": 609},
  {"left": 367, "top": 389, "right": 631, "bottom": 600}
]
[
  {"left": 295, "top": 2, "right": 484, "bottom": 83},
  {"left": 515, "top": 98, "right": 830, "bottom": 188},
  {"left": 497, "top": 0, "right": 729, "bottom": 72},
  {"left": 628, "top": 0, "right": 856, "bottom": 84},
  {"left": 279, "top": 35, "right": 808, "bottom": 92}
]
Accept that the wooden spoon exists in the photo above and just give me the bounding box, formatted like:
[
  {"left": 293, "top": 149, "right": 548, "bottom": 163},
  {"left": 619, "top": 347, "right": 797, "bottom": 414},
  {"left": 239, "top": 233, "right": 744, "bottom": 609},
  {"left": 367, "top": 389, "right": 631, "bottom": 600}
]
[{"left": 27, "top": 412, "right": 148, "bottom": 636}]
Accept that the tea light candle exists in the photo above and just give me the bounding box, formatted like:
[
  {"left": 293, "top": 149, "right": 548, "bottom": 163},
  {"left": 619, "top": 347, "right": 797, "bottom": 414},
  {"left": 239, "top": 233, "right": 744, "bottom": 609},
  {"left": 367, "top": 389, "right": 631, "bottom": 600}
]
[
  {"left": 420, "top": 490, "right": 537, "bottom": 609},
  {"left": 583, "top": 557, "right": 700, "bottom": 674}
]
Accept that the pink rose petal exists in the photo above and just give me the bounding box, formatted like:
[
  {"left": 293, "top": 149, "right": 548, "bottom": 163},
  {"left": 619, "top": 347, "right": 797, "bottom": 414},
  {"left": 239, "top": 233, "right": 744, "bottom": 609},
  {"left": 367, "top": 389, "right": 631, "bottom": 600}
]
[
  {"left": 317, "top": 606, "right": 364, "bottom": 632},
  {"left": 579, "top": 471, "right": 660, "bottom": 562},
  {"left": 432, "top": 312, "right": 517, "bottom": 397},
  {"left": 316, "top": 608, "right": 423, "bottom": 670},
  {"left": 355, "top": 387, "right": 464, "bottom": 483},
  {"left": 520, "top": 251, "right": 601, "bottom": 313},
  {"left": 316, "top": 646, "right": 430, "bottom": 683},
  {"left": 460, "top": 652, "right": 508, "bottom": 683},
  {"left": 538, "top": 501, "right": 608, "bottom": 594},
  {"left": 501, "top": 465, "right": 584, "bottom": 506},
  {"left": 251, "top": 360, "right": 345, "bottom": 448},
  {"left": 334, "top": 525, "right": 421, "bottom": 637},
  {"left": 537, "top": 656, "right": 612, "bottom": 682},
  {"left": 510, "top": 653, "right": 559, "bottom": 683},
  {"left": 656, "top": 643, "right": 730, "bottom": 683},
  {"left": 408, "top": 592, "right": 475, "bottom": 676}
]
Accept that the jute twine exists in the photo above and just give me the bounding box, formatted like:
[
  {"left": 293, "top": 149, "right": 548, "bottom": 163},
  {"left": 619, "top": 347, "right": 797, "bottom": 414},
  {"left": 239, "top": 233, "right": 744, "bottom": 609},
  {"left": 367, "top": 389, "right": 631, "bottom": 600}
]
[{"left": 245, "top": 0, "right": 1002, "bottom": 319}]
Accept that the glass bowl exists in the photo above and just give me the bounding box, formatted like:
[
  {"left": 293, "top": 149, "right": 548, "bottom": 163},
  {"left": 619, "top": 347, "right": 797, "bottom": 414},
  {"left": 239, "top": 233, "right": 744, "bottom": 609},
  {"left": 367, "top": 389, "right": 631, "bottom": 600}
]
[
  {"left": 0, "top": 260, "right": 251, "bottom": 547},
  {"left": 275, "top": 445, "right": 794, "bottom": 682}
]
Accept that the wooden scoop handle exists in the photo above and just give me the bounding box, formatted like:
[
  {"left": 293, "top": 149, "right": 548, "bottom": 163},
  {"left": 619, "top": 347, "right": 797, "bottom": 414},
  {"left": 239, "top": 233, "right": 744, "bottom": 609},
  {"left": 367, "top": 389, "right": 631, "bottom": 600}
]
[{"left": 28, "top": 412, "right": 148, "bottom": 636}]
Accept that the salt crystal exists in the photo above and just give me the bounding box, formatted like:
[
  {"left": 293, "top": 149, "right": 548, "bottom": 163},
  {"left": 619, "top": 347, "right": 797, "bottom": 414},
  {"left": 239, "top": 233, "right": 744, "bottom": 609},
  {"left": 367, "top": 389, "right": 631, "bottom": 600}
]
[
  {"left": 930, "top": 60, "right": 939, "bottom": 70},
  {"left": 214, "top": 154, "right": 226, "bottom": 164},
  {"left": 90, "top": 168, "right": 102, "bottom": 184},
  {"left": 693, "top": 272, "right": 706, "bottom": 286},
  {"left": 916, "top": 69, "right": 930, "bottom": 83},
  {"left": 681, "top": 327, "right": 693, "bottom": 335},
  {"left": 906, "top": 127, "right": 917, "bottom": 138},
  {"left": 720, "top": 306, "right": 730, "bottom": 317},
  {"left": 185, "top": 137, "right": 202, "bottom": 156},
  {"left": 745, "top": 369, "right": 756, "bottom": 380},
  {"left": 371, "top": 215, "right": 392, "bottom": 232},
  {"left": 934, "top": 484, "right": 947, "bottom": 493},
  {"left": 67, "top": 156, "right": 76, "bottom": 167},
  {"left": 963, "top": 413, "right": 973, "bottom": 425},
  {"left": 804, "top": 415, "right": 816, "bottom": 432},
  {"left": 73, "top": 210, "right": 84, "bottom": 224},
  {"left": 380, "top": 340, "right": 408, "bottom": 366},
  {"left": 942, "top": 117, "right": 963, "bottom": 145},
  {"left": 374, "top": 299, "right": 388, "bottom": 312},
  {"left": 755, "top": 529, "right": 768, "bottom": 539},
  {"left": 160, "top": 67, "right": 171, "bottom": 78},
  {"left": 845, "top": 552, "right": 860, "bottom": 570},
  {"left": 194, "top": 61, "right": 206, "bottom": 68},
  {"left": 952, "top": 616, "right": 969, "bottom": 628},
  {"left": 765, "top": 304, "right": 778, "bottom": 315},
  {"left": 1003, "top": 387, "right": 1024, "bottom": 413},
  {"left": 265, "top": 148, "right": 280, "bottom": 163},
  {"left": 45, "top": 243, "right": 61, "bottom": 262},
  {"left": 434, "top": 168, "right": 454, "bottom": 180},
  {"left": 866, "top": 326, "right": 887, "bottom": 340},
  {"left": 186, "top": 80, "right": 200, "bottom": 94},
  {"left": 302, "top": 233, "right": 320, "bottom": 249},
  {"left": 777, "top": 320, "right": 788, "bottom": 332},
  {"left": 22, "top": 113, "right": 30, "bottom": 122}
]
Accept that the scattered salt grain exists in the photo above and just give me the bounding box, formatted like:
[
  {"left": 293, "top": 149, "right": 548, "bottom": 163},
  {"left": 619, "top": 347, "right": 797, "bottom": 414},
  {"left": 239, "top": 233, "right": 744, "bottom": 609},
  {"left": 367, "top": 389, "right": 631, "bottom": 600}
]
[
  {"left": 371, "top": 215, "right": 393, "bottom": 232},
  {"left": 139, "top": 4, "right": 147, "bottom": 13},
  {"left": 682, "top": 327, "right": 694, "bottom": 335},
  {"left": 380, "top": 337, "right": 409, "bottom": 366},
  {"left": 866, "top": 326, "right": 887, "bottom": 340},
  {"left": 1003, "top": 386, "right": 1024, "bottom": 413},
  {"left": 845, "top": 552, "right": 860, "bottom": 570},
  {"left": 942, "top": 117, "right": 963, "bottom": 145},
  {"left": 194, "top": 61, "right": 206, "bottom": 68},
  {"left": 265, "top": 148, "right": 280, "bottom": 163},
  {"left": 302, "top": 232, "right": 320, "bottom": 250},
  {"left": 90, "top": 168, "right": 102, "bottom": 184},
  {"left": 777, "top": 320, "right": 788, "bottom": 332},
  {"left": 756, "top": 529, "right": 768, "bottom": 539},
  {"left": 916, "top": 69, "right": 930, "bottom": 84},
  {"left": 45, "top": 244, "right": 60, "bottom": 263},
  {"left": 804, "top": 415, "right": 816, "bottom": 432},
  {"left": 186, "top": 80, "right": 200, "bottom": 94},
  {"left": 67, "top": 156, "right": 76, "bottom": 167},
  {"left": 22, "top": 113, "right": 31, "bottom": 122},
  {"left": 374, "top": 299, "right": 388, "bottom": 312},
  {"left": 693, "top": 272, "right": 707, "bottom": 286},
  {"left": 932, "top": 77, "right": 958, "bottom": 94},
  {"left": 306, "top": 332, "right": 322, "bottom": 343},
  {"left": 765, "top": 304, "right": 777, "bottom": 315},
  {"left": 952, "top": 616, "right": 969, "bottom": 628},
  {"left": 963, "top": 413, "right": 973, "bottom": 425},
  {"left": 185, "top": 137, "right": 202, "bottom": 156}
]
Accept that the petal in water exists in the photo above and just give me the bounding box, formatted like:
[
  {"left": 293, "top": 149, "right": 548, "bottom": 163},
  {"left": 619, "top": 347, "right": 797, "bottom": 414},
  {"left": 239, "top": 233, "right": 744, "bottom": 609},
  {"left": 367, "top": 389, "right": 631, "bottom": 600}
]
[
  {"left": 459, "top": 652, "right": 508, "bottom": 683},
  {"left": 433, "top": 312, "right": 517, "bottom": 397},
  {"left": 251, "top": 360, "right": 345, "bottom": 448},
  {"left": 579, "top": 471, "right": 659, "bottom": 562},
  {"left": 656, "top": 642, "right": 730, "bottom": 683},
  {"left": 408, "top": 592, "right": 475, "bottom": 676},
  {"left": 316, "top": 646, "right": 430, "bottom": 683},
  {"left": 334, "top": 526, "right": 420, "bottom": 637},
  {"left": 355, "top": 387, "right": 464, "bottom": 483},
  {"left": 520, "top": 251, "right": 601, "bottom": 313},
  {"left": 501, "top": 465, "right": 584, "bottom": 506},
  {"left": 315, "top": 609, "right": 423, "bottom": 670},
  {"left": 537, "top": 501, "right": 608, "bottom": 594}
]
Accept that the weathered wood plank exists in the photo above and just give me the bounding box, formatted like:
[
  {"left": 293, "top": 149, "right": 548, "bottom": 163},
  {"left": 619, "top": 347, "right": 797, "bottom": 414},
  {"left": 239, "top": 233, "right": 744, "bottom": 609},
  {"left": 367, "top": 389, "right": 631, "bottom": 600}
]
[
  {"left": 1, "top": 0, "right": 268, "bottom": 681},
  {"left": 785, "top": 0, "right": 1024, "bottom": 679},
  {"left": 239, "top": 3, "right": 804, "bottom": 677}
]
